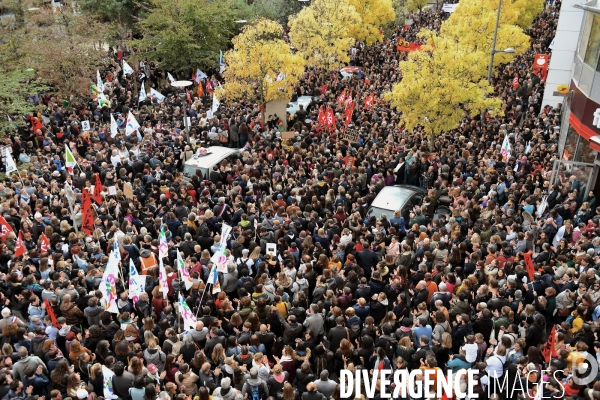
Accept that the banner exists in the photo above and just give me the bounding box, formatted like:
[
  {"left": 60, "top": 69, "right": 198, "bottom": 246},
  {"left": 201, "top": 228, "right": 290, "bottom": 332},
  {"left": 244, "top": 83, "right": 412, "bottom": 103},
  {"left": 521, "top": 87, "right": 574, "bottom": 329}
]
[
  {"left": 397, "top": 39, "right": 422, "bottom": 52},
  {"left": 92, "top": 173, "right": 103, "bottom": 204},
  {"left": 442, "top": 3, "right": 459, "bottom": 12},
  {"left": 4, "top": 153, "right": 17, "bottom": 174},
  {"left": 138, "top": 83, "right": 147, "bottom": 103},
  {"left": 102, "top": 365, "right": 118, "bottom": 399},
  {"left": 523, "top": 251, "right": 535, "bottom": 280}
]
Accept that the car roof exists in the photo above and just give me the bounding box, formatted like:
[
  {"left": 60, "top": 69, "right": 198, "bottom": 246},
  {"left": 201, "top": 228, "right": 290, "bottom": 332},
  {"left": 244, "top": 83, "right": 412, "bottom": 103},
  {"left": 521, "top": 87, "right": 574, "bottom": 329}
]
[
  {"left": 183, "top": 146, "right": 240, "bottom": 168},
  {"left": 370, "top": 185, "right": 425, "bottom": 211}
]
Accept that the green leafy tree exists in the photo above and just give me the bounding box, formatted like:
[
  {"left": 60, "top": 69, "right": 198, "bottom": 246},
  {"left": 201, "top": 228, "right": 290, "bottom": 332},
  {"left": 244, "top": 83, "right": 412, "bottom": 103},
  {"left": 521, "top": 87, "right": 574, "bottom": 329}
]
[
  {"left": 133, "top": 0, "right": 239, "bottom": 73},
  {"left": 77, "top": 0, "right": 146, "bottom": 28},
  {"left": 0, "top": 69, "right": 48, "bottom": 135},
  {"left": 0, "top": 7, "right": 114, "bottom": 99}
]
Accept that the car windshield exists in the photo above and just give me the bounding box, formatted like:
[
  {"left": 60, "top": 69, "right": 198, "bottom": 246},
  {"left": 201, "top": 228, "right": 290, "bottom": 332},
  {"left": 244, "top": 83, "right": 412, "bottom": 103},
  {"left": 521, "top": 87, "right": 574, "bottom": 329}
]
[{"left": 367, "top": 206, "right": 392, "bottom": 220}]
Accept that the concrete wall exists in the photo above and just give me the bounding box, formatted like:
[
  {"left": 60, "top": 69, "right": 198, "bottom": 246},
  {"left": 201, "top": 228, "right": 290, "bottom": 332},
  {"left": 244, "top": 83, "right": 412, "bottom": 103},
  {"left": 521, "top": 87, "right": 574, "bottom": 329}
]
[
  {"left": 542, "top": 0, "right": 585, "bottom": 108},
  {"left": 266, "top": 99, "right": 288, "bottom": 131}
]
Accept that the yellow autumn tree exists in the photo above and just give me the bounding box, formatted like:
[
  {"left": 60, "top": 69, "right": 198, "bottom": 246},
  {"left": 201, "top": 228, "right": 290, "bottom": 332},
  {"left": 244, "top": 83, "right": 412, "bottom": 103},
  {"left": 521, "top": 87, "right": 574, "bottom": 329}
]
[
  {"left": 440, "top": 0, "right": 530, "bottom": 75},
  {"left": 405, "top": 0, "right": 428, "bottom": 13},
  {"left": 288, "top": 0, "right": 361, "bottom": 70},
  {"left": 384, "top": 34, "right": 502, "bottom": 137},
  {"left": 348, "top": 0, "right": 395, "bottom": 45},
  {"left": 221, "top": 19, "right": 305, "bottom": 105},
  {"left": 510, "top": 0, "right": 545, "bottom": 29}
]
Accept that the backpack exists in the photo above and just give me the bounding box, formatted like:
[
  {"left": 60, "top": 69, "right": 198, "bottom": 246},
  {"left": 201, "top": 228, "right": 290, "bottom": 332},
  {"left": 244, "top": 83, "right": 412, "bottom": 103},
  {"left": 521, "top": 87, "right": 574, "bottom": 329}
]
[
  {"left": 250, "top": 384, "right": 264, "bottom": 400},
  {"left": 169, "top": 337, "right": 183, "bottom": 356},
  {"left": 294, "top": 280, "right": 309, "bottom": 297},
  {"left": 32, "top": 338, "right": 45, "bottom": 358},
  {"left": 349, "top": 323, "right": 361, "bottom": 341},
  {"left": 380, "top": 336, "right": 398, "bottom": 359}
]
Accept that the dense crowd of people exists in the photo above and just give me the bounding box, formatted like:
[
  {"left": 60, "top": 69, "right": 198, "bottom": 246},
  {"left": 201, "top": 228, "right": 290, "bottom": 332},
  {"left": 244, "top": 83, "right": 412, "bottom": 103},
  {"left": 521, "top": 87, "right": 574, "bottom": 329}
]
[{"left": 3, "top": 1, "right": 599, "bottom": 400}]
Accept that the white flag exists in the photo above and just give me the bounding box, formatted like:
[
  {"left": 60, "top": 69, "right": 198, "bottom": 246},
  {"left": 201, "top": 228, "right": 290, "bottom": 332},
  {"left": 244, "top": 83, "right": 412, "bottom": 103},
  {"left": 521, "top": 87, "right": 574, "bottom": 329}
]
[
  {"left": 212, "top": 92, "right": 220, "bottom": 113},
  {"left": 5, "top": 153, "right": 17, "bottom": 174},
  {"left": 125, "top": 111, "right": 140, "bottom": 136},
  {"left": 122, "top": 60, "right": 134, "bottom": 75},
  {"left": 64, "top": 183, "right": 76, "bottom": 207},
  {"left": 167, "top": 72, "right": 175, "bottom": 83},
  {"left": 150, "top": 88, "right": 165, "bottom": 102},
  {"left": 158, "top": 258, "right": 169, "bottom": 298},
  {"left": 99, "top": 250, "right": 119, "bottom": 313},
  {"left": 138, "top": 83, "right": 147, "bottom": 103},
  {"left": 178, "top": 292, "right": 197, "bottom": 331},
  {"left": 128, "top": 259, "right": 146, "bottom": 305},
  {"left": 195, "top": 69, "right": 208, "bottom": 83},
  {"left": 110, "top": 114, "right": 119, "bottom": 138},
  {"left": 97, "top": 70, "right": 104, "bottom": 93},
  {"left": 178, "top": 249, "right": 193, "bottom": 290}
]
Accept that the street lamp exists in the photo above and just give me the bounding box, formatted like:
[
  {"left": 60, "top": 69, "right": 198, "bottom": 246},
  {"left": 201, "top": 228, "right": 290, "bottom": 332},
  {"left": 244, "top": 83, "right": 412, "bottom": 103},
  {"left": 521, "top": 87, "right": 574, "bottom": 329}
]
[
  {"left": 486, "top": 0, "right": 516, "bottom": 82},
  {"left": 171, "top": 80, "right": 193, "bottom": 143}
]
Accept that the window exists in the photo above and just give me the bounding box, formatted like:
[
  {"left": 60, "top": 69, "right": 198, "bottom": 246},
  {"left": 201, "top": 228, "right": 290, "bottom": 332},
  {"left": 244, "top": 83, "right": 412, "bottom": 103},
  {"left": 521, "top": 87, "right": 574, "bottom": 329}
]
[
  {"left": 583, "top": 14, "right": 600, "bottom": 69},
  {"left": 563, "top": 124, "right": 579, "bottom": 161}
]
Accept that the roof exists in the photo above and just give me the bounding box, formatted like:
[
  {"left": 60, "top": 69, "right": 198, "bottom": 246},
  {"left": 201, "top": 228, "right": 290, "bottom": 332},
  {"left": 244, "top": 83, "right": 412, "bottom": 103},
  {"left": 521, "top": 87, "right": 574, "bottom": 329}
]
[
  {"left": 370, "top": 185, "right": 426, "bottom": 210},
  {"left": 183, "top": 146, "right": 240, "bottom": 168},
  {"left": 574, "top": 0, "right": 600, "bottom": 13}
]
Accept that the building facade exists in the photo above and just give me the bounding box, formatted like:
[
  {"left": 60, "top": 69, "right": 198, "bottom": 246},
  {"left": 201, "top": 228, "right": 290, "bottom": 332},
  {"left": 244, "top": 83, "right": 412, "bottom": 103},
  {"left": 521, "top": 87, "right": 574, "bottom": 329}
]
[{"left": 555, "top": 0, "right": 600, "bottom": 196}]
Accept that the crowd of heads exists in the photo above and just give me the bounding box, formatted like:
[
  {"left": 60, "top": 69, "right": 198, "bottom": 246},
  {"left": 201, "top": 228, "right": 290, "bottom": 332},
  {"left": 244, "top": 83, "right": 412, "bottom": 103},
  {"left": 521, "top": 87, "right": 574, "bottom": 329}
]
[{"left": 3, "top": 1, "right": 600, "bottom": 400}]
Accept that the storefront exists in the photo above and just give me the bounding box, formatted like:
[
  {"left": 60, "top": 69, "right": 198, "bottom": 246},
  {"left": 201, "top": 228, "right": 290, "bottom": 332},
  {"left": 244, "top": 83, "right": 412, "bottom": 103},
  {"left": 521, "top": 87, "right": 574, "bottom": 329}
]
[{"left": 555, "top": 0, "right": 600, "bottom": 195}]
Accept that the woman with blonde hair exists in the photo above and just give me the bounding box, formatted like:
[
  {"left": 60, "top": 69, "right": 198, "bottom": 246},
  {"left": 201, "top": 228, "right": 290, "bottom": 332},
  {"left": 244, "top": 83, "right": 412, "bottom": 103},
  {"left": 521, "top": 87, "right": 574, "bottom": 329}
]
[{"left": 210, "top": 343, "right": 226, "bottom": 368}]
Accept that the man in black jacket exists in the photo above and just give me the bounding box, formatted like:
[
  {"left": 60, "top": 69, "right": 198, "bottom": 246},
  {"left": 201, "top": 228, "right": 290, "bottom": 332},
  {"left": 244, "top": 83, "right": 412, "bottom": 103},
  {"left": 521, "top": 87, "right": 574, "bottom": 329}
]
[
  {"left": 473, "top": 308, "right": 494, "bottom": 343},
  {"left": 204, "top": 327, "right": 226, "bottom": 357},
  {"left": 357, "top": 245, "right": 380, "bottom": 278},
  {"left": 277, "top": 313, "right": 303, "bottom": 346},
  {"left": 451, "top": 313, "right": 474, "bottom": 353},
  {"left": 327, "top": 317, "right": 348, "bottom": 353},
  {"left": 411, "top": 335, "right": 432, "bottom": 369}
]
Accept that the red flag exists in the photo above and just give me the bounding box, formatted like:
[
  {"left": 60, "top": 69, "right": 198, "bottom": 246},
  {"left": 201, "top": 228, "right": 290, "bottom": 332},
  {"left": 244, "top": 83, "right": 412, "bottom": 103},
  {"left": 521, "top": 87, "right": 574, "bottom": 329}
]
[
  {"left": 524, "top": 251, "right": 535, "bottom": 280},
  {"left": 197, "top": 82, "right": 204, "bottom": 97},
  {"left": 39, "top": 233, "right": 50, "bottom": 254},
  {"left": 92, "top": 174, "right": 103, "bottom": 204},
  {"left": 318, "top": 106, "right": 327, "bottom": 126},
  {"left": 364, "top": 93, "right": 375, "bottom": 110},
  {"left": 81, "top": 208, "right": 95, "bottom": 236},
  {"left": 44, "top": 298, "right": 58, "bottom": 328},
  {"left": 337, "top": 88, "right": 347, "bottom": 105},
  {"left": 512, "top": 74, "right": 519, "bottom": 89},
  {"left": 402, "top": 25, "right": 409, "bottom": 33},
  {"left": 186, "top": 89, "right": 192, "bottom": 103},
  {"left": 345, "top": 89, "right": 354, "bottom": 106},
  {"left": 0, "top": 215, "right": 13, "bottom": 242},
  {"left": 81, "top": 187, "right": 92, "bottom": 212},
  {"left": 343, "top": 101, "right": 354, "bottom": 126},
  {"left": 326, "top": 108, "right": 336, "bottom": 132},
  {"left": 542, "top": 324, "right": 556, "bottom": 362},
  {"left": 206, "top": 80, "right": 214, "bottom": 94},
  {"left": 30, "top": 116, "right": 43, "bottom": 133},
  {"left": 533, "top": 54, "right": 549, "bottom": 79},
  {"left": 397, "top": 39, "right": 422, "bottom": 51},
  {"left": 15, "top": 231, "right": 24, "bottom": 257},
  {"left": 319, "top": 85, "right": 328, "bottom": 95}
]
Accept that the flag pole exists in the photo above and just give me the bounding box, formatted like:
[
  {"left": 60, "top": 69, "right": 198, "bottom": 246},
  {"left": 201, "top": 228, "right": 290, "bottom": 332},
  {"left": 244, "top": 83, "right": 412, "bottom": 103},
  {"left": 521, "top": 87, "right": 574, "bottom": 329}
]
[{"left": 195, "top": 283, "right": 210, "bottom": 318}]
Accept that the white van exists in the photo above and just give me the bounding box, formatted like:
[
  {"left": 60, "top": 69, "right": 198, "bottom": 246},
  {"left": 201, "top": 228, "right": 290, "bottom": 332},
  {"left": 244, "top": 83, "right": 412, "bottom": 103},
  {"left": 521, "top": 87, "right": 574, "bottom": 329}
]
[{"left": 182, "top": 146, "right": 241, "bottom": 180}]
